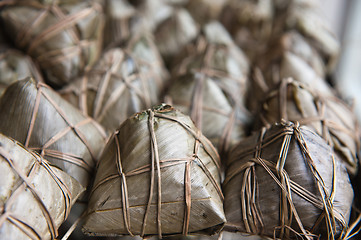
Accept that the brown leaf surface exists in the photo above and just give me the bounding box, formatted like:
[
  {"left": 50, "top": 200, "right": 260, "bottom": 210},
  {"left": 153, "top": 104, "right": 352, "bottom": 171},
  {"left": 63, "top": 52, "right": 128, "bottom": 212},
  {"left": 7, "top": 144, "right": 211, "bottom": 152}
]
[
  {"left": 0, "top": 47, "right": 43, "bottom": 95},
  {"left": 167, "top": 22, "right": 251, "bottom": 157},
  {"left": 257, "top": 78, "right": 360, "bottom": 176},
  {"left": 0, "top": 0, "right": 104, "bottom": 87},
  {"left": 83, "top": 104, "right": 225, "bottom": 238},
  {"left": 0, "top": 133, "right": 84, "bottom": 240},
  {"left": 60, "top": 32, "right": 169, "bottom": 133},
  {"left": 224, "top": 121, "right": 353, "bottom": 239},
  {"left": 0, "top": 78, "right": 107, "bottom": 188}
]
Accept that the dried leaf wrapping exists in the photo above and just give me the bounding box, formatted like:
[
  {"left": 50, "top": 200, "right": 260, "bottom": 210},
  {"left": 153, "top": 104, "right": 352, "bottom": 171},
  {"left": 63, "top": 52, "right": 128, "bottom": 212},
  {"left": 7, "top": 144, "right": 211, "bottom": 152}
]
[
  {"left": 0, "top": 133, "right": 84, "bottom": 240},
  {"left": 0, "top": 0, "right": 104, "bottom": 87},
  {"left": 257, "top": 78, "right": 360, "bottom": 176},
  {"left": 0, "top": 77, "right": 107, "bottom": 188},
  {"left": 57, "top": 202, "right": 116, "bottom": 240},
  {"left": 83, "top": 104, "right": 225, "bottom": 238},
  {"left": 220, "top": 0, "right": 274, "bottom": 62},
  {"left": 257, "top": 31, "right": 328, "bottom": 82},
  {"left": 136, "top": 0, "right": 188, "bottom": 31},
  {"left": 223, "top": 121, "right": 353, "bottom": 239},
  {"left": 167, "top": 22, "right": 251, "bottom": 157},
  {"left": 272, "top": 2, "right": 339, "bottom": 72},
  {"left": 185, "top": 0, "right": 227, "bottom": 25},
  {"left": 102, "top": 0, "right": 142, "bottom": 49},
  {"left": 0, "top": 47, "right": 43, "bottom": 95},
  {"left": 279, "top": 32, "right": 326, "bottom": 77},
  {"left": 153, "top": 8, "right": 199, "bottom": 66},
  {"left": 249, "top": 31, "right": 335, "bottom": 113},
  {"left": 135, "top": 0, "right": 171, "bottom": 31},
  {"left": 60, "top": 33, "right": 169, "bottom": 132}
]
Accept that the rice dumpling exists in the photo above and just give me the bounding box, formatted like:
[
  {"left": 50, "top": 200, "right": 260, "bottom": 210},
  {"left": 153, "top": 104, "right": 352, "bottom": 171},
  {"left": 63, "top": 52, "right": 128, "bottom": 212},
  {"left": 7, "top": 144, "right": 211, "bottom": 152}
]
[
  {"left": 223, "top": 121, "right": 353, "bottom": 239},
  {"left": 272, "top": 1, "right": 339, "bottom": 73},
  {"left": 257, "top": 78, "right": 360, "bottom": 176},
  {"left": 0, "top": 47, "right": 43, "bottom": 95},
  {"left": 102, "top": 0, "right": 142, "bottom": 49},
  {"left": 60, "top": 32, "right": 169, "bottom": 133},
  {"left": 185, "top": 0, "right": 227, "bottom": 25},
  {"left": 153, "top": 7, "right": 199, "bottom": 67},
  {"left": 167, "top": 22, "right": 251, "bottom": 157},
  {"left": 83, "top": 104, "right": 225, "bottom": 238},
  {"left": 0, "top": 77, "right": 107, "bottom": 188},
  {"left": 248, "top": 31, "right": 335, "bottom": 113},
  {"left": 0, "top": 133, "right": 84, "bottom": 240},
  {"left": 220, "top": 0, "right": 274, "bottom": 63},
  {"left": 0, "top": 0, "right": 104, "bottom": 87}
]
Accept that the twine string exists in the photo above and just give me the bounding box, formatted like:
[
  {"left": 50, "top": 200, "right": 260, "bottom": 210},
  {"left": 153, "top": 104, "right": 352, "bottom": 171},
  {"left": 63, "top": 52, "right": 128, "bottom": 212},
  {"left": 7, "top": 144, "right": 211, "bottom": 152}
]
[
  {"left": 224, "top": 123, "right": 344, "bottom": 239},
  {"left": 0, "top": 142, "right": 72, "bottom": 239}
]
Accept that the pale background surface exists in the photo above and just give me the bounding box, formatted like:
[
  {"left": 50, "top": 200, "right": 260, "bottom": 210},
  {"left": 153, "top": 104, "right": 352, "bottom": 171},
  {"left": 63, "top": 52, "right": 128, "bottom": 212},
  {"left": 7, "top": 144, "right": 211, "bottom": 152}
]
[{"left": 322, "top": 0, "right": 361, "bottom": 121}]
